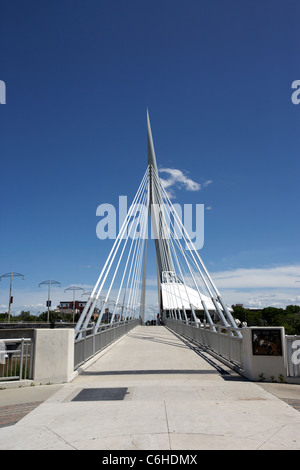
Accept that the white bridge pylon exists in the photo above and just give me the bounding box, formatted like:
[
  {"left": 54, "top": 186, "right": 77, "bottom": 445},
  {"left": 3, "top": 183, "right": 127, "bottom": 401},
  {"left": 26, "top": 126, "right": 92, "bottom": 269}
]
[{"left": 75, "top": 112, "right": 241, "bottom": 337}]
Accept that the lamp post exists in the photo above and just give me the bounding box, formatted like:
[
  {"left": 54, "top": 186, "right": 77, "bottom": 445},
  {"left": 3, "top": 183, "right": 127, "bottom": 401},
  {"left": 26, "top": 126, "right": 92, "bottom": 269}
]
[
  {"left": 0, "top": 272, "right": 25, "bottom": 323},
  {"left": 81, "top": 291, "right": 92, "bottom": 298},
  {"left": 64, "top": 286, "right": 85, "bottom": 323},
  {"left": 38, "top": 280, "right": 61, "bottom": 323}
]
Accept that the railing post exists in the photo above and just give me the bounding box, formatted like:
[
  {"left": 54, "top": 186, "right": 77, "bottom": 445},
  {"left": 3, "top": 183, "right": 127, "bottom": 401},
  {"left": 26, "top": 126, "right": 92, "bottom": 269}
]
[
  {"left": 83, "top": 329, "right": 86, "bottom": 361},
  {"left": 19, "top": 338, "right": 24, "bottom": 380},
  {"left": 93, "top": 325, "right": 96, "bottom": 356}
]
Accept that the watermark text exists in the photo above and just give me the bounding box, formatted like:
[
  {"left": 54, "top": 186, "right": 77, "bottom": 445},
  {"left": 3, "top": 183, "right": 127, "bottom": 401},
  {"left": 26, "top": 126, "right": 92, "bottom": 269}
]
[
  {"left": 96, "top": 196, "right": 205, "bottom": 250},
  {"left": 0, "top": 80, "right": 6, "bottom": 104},
  {"left": 291, "top": 80, "right": 300, "bottom": 105}
]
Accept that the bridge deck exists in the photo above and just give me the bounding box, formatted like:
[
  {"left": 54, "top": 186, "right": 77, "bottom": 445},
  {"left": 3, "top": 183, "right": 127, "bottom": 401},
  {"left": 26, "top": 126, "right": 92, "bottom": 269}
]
[{"left": 1, "top": 325, "right": 300, "bottom": 450}]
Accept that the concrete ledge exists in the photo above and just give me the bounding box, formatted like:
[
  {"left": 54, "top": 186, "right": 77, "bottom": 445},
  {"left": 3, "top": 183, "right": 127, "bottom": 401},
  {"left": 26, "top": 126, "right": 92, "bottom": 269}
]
[{"left": 0, "top": 380, "right": 34, "bottom": 390}]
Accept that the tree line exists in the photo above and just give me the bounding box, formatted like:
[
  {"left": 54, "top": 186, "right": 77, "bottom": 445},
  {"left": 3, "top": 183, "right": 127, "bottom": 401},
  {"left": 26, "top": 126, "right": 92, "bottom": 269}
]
[
  {"left": 0, "top": 310, "right": 79, "bottom": 323},
  {"left": 231, "top": 304, "right": 300, "bottom": 335}
]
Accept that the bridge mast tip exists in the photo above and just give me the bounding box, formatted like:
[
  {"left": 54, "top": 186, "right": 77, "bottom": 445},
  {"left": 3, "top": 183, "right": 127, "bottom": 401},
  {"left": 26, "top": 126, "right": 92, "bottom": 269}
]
[{"left": 147, "top": 110, "right": 157, "bottom": 170}]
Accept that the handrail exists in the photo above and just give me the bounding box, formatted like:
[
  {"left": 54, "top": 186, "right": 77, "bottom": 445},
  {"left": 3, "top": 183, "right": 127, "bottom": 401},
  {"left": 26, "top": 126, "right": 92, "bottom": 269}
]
[
  {"left": 74, "top": 318, "right": 141, "bottom": 369},
  {"left": 171, "top": 318, "right": 242, "bottom": 335},
  {"left": 0, "top": 337, "right": 33, "bottom": 381}
]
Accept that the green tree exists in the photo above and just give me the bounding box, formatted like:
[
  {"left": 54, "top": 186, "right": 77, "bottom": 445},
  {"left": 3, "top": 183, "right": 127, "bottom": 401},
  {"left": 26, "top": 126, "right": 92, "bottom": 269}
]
[
  {"left": 231, "top": 304, "right": 300, "bottom": 333},
  {"left": 261, "top": 307, "right": 284, "bottom": 325},
  {"left": 286, "top": 305, "right": 300, "bottom": 314},
  {"left": 231, "top": 305, "right": 247, "bottom": 322},
  {"left": 18, "top": 310, "right": 35, "bottom": 321}
]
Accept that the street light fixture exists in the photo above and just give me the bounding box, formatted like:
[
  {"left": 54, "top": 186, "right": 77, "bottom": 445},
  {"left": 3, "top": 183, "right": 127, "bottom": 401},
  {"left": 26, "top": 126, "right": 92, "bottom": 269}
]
[
  {"left": 0, "top": 272, "right": 25, "bottom": 323},
  {"left": 38, "top": 280, "right": 61, "bottom": 323},
  {"left": 64, "top": 286, "right": 85, "bottom": 323},
  {"left": 81, "top": 291, "right": 92, "bottom": 298}
]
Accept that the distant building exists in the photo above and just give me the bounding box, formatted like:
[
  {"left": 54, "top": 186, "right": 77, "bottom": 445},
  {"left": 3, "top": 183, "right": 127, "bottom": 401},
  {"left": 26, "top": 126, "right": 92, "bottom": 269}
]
[
  {"left": 58, "top": 300, "right": 87, "bottom": 314},
  {"left": 58, "top": 301, "right": 99, "bottom": 319},
  {"left": 57, "top": 303, "right": 120, "bottom": 323}
]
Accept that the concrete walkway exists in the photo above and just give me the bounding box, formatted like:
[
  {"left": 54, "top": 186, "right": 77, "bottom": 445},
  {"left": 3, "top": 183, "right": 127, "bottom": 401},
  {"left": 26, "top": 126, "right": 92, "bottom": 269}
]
[{"left": 0, "top": 325, "right": 300, "bottom": 450}]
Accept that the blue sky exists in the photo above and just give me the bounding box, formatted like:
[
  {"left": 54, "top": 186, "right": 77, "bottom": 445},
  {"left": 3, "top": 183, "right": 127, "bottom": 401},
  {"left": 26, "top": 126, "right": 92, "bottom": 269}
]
[{"left": 0, "top": 0, "right": 300, "bottom": 315}]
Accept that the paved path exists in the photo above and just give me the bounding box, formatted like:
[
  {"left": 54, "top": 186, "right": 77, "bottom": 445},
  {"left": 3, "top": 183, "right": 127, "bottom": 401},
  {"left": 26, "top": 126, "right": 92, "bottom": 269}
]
[{"left": 0, "top": 325, "right": 300, "bottom": 450}]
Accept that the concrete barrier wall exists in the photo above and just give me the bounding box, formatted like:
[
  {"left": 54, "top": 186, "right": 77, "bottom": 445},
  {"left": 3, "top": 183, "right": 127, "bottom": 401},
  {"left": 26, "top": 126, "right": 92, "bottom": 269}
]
[
  {"left": 241, "top": 327, "right": 287, "bottom": 382},
  {"left": 33, "top": 329, "right": 74, "bottom": 384}
]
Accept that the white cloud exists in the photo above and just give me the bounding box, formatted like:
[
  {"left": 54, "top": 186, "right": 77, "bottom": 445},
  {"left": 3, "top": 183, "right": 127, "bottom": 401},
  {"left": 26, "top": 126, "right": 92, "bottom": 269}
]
[
  {"left": 210, "top": 264, "right": 300, "bottom": 308},
  {"left": 220, "top": 289, "right": 300, "bottom": 309},
  {"left": 211, "top": 264, "right": 300, "bottom": 289},
  {"left": 159, "top": 168, "right": 201, "bottom": 197}
]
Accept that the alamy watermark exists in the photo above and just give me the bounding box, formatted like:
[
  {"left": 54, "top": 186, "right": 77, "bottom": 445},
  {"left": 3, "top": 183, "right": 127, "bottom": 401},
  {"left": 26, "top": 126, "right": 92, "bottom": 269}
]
[
  {"left": 96, "top": 196, "right": 205, "bottom": 250},
  {"left": 291, "top": 80, "right": 300, "bottom": 105},
  {"left": 0, "top": 80, "right": 6, "bottom": 104},
  {"left": 291, "top": 340, "right": 300, "bottom": 366}
]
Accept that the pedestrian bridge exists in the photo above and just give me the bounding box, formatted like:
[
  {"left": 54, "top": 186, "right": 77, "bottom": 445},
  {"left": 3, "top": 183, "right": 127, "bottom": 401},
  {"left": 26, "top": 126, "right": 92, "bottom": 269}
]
[
  {"left": 66, "top": 112, "right": 300, "bottom": 386},
  {"left": 1, "top": 323, "right": 300, "bottom": 450},
  {"left": 72, "top": 317, "right": 299, "bottom": 385}
]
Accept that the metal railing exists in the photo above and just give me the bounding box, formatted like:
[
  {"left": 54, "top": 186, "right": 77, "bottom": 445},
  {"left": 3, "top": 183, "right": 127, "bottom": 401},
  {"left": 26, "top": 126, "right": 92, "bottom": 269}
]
[
  {"left": 166, "top": 318, "right": 243, "bottom": 368},
  {"left": 0, "top": 338, "right": 33, "bottom": 381},
  {"left": 74, "top": 319, "right": 141, "bottom": 370}
]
